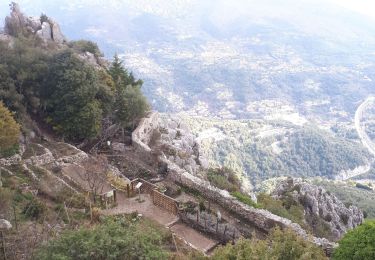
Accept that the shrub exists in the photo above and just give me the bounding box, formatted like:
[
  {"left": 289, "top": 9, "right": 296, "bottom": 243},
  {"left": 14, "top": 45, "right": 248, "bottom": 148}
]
[
  {"left": 257, "top": 193, "right": 306, "bottom": 228},
  {"left": 231, "top": 191, "right": 259, "bottom": 208},
  {"left": 333, "top": 220, "right": 375, "bottom": 260},
  {"left": 212, "top": 227, "right": 327, "bottom": 260},
  {"left": 35, "top": 216, "right": 170, "bottom": 260},
  {"left": 207, "top": 167, "right": 241, "bottom": 192},
  {"left": 0, "top": 102, "right": 20, "bottom": 157},
  {"left": 22, "top": 198, "right": 46, "bottom": 220}
]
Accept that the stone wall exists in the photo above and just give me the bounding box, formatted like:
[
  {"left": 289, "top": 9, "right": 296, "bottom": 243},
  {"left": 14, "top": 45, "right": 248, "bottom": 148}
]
[{"left": 131, "top": 112, "right": 159, "bottom": 165}]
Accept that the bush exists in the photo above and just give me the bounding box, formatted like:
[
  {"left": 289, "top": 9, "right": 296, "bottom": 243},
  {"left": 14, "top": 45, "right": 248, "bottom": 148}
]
[
  {"left": 22, "top": 198, "right": 46, "bottom": 220},
  {"left": 231, "top": 191, "right": 259, "bottom": 208},
  {"left": 333, "top": 220, "right": 375, "bottom": 260},
  {"left": 212, "top": 227, "right": 327, "bottom": 260},
  {"left": 0, "top": 102, "right": 20, "bottom": 157},
  {"left": 35, "top": 216, "right": 171, "bottom": 260},
  {"left": 207, "top": 167, "right": 241, "bottom": 192},
  {"left": 257, "top": 193, "right": 305, "bottom": 228}
]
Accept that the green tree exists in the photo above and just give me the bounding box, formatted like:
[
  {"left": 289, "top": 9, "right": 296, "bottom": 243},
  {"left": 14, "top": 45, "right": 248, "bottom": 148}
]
[
  {"left": 114, "top": 85, "right": 149, "bottom": 129},
  {"left": 42, "top": 50, "right": 103, "bottom": 141},
  {"left": 333, "top": 220, "right": 375, "bottom": 260},
  {"left": 0, "top": 101, "right": 20, "bottom": 156},
  {"left": 212, "top": 227, "right": 327, "bottom": 260},
  {"left": 35, "top": 216, "right": 170, "bottom": 260},
  {"left": 108, "top": 54, "right": 143, "bottom": 89}
]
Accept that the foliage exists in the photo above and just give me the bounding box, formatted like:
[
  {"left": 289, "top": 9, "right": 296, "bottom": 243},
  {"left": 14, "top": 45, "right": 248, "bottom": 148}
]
[
  {"left": 35, "top": 216, "right": 171, "bottom": 260},
  {"left": 108, "top": 54, "right": 143, "bottom": 88},
  {"left": 42, "top": 49, "right": 103, "bottom": 140},
  {"left": 0, "top": 101, "right": 20, "bottom": 157},
  {"left": 207, "top": 167, "right": 241, "bottom": 192},
  {"left": 22, "top": 198, "right": 46, "bottom": 220},
  {"left": 231, "top": 191, "right": 259, "bottom": 208},
  {"left": 211, "top": 227, "right": 327, "bottom": 260},
  {"left": 333, "top": 220, "right": 375, "bottom": 260},
  {"left": 0, "top": 32, "right": 149, "bottom": 142},
  {"left": 108, "top": 55, "right": 149, "bottom": 129},
  {"left": 69, "top": 40, "right": 102, "bottom": 57},
  {"left": 114, "top": 85, "right": 150, "bottom": 129},
  {"left": 257, "top": 193, "right": 306, "bottom": 228},
  {"left": 183, "top": 116, "right": 371, "bottom": 187}
]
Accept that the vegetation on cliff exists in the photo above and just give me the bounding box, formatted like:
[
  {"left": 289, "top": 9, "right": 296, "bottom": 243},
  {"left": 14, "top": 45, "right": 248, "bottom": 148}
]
[
  {"left": 212, "top": 227, "right": 327, "bottom": 260},
  {"left": 333, "top": 220, "right": 375, "bottom": 260},
  {"left": 0, "top": 101, "right": 20, "bottom": 156},
  {"left": 0, "top": 32, "right": 148, "bottom": 143}
]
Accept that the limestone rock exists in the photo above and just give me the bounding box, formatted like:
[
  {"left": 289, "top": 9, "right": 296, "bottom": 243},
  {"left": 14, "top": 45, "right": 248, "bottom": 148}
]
[
  {"left": 36, "top": 22, "right": 52, "bottom": 42},
  {"left": 272, "top": 178, "right": 364, "bottom": 241},
  {"left": 26, "top": 16, "right": 42, "bottom": 32},
  {"left": 0, "top": 219, "right": 12, "bottom": 230},
  {"left": 4, "top": 3, "right": 66, "bottom": 44},
  {"left": 49, "top": 19, "right": 65, "bottom": 43}
]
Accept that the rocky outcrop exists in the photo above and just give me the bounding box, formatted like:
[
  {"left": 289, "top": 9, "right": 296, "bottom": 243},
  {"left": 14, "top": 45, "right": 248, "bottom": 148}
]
[
  {"left": 4, "top": 2, "right": 66, "bottom": 44},
  {"left": 159, "top": 115, "right": 206, "bottom": 175},
  {"left": 272, "top": 178, "right": 364, "bottom": 241}
]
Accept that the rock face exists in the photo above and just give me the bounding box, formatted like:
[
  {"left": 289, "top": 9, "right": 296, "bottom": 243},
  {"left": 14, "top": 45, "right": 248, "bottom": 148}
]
[
  {"left": 272, "top": 178, "right": 364, "bottom": 241},
  {"left": 4, "top": 2, "right": 66, "bottom": 43},
  {"left": 158, "top": 115, "right": 206, "bottom": 175}
]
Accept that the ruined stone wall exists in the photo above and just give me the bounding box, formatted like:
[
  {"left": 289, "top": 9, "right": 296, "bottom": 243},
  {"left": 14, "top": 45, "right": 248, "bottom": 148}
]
[{"left": 131, "top": 112, "right": 159, "bottom": 164}]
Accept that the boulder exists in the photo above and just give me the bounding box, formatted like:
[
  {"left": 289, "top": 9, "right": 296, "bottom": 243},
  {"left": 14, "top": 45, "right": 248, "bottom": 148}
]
[
  {"left": 0, "top": 219, "right": 12, "bottom": 230},
  {"left": 36, "top": 22, "right": 52, "bottom": 41},
  {"left": 49, "top": 19, "right": 66, "bottom": 43},
  {"left": 26, "top": 16, "right": 42, "bottom": 32}
]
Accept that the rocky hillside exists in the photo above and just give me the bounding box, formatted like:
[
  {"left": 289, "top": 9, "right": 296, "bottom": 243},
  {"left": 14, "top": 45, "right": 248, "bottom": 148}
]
[
  {"left": 4, "top": 2, "right": 66, "bottom": 44},
  {"left": 272, "top": 178, "right": 363, "bottom": 241}
]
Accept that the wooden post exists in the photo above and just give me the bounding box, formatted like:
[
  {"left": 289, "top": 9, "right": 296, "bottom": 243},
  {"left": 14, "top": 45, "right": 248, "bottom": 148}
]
[
  {"left": 204, "top": 217, "right": 207, "bottom": 231},
  {"left": 196, "top": 210, "right": 199, "bottom": 222},
  {"left": 113, "top": 189, "right": 117, "bottom": 202},
  {"left": 127, "top": 184, "right": 130, "bottom": 198},
  {"left": 216, "top": 218, "right": 219, "bottom": 233},
  {"left": 223, "top": 225, "right": 227, "bottom": 236},
  {"left": 208, "top": 201, "right": 211, "bottom": 213}
]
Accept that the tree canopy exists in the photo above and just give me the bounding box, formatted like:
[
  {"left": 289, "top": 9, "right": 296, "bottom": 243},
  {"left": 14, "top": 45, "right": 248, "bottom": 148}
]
[
  {"left": 35, "top": 216, "right": 170, "bottom": 260},
  {"left": 0, "top": 34, "right": 149, "bottom": 142},
  {"left": 212, "top": 227, "right": 327, "bottom": 260},
  {"left": 0, "top": 101, "right": 20, "bottom": 157},
  {"left": 333, "top": 220, "right": 375, "bottom": 260}
]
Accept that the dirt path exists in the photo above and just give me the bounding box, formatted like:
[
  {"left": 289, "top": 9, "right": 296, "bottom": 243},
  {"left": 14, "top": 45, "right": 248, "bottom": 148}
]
[{"left": 103, "top": 192, "right": 218, "bottom": 253}]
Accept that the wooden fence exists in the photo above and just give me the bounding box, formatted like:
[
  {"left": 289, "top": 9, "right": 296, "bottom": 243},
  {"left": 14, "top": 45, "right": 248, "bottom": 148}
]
[{"left": 131, "top": 178, "right": 179, "bottom": 215}]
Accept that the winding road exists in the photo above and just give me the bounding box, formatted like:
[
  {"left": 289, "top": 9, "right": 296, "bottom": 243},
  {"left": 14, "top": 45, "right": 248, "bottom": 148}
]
[{"left": 355, "top": 96, "right": 375, "bottom": 157}]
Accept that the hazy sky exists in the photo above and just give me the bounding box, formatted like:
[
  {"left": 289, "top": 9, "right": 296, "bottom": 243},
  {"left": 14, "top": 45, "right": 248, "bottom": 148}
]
[
  {"left": 1, "top": 0, "right": 375, "bottom": 19},
  {"left": 330, "top": 0, "right": 375, "bottom": 18}
]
